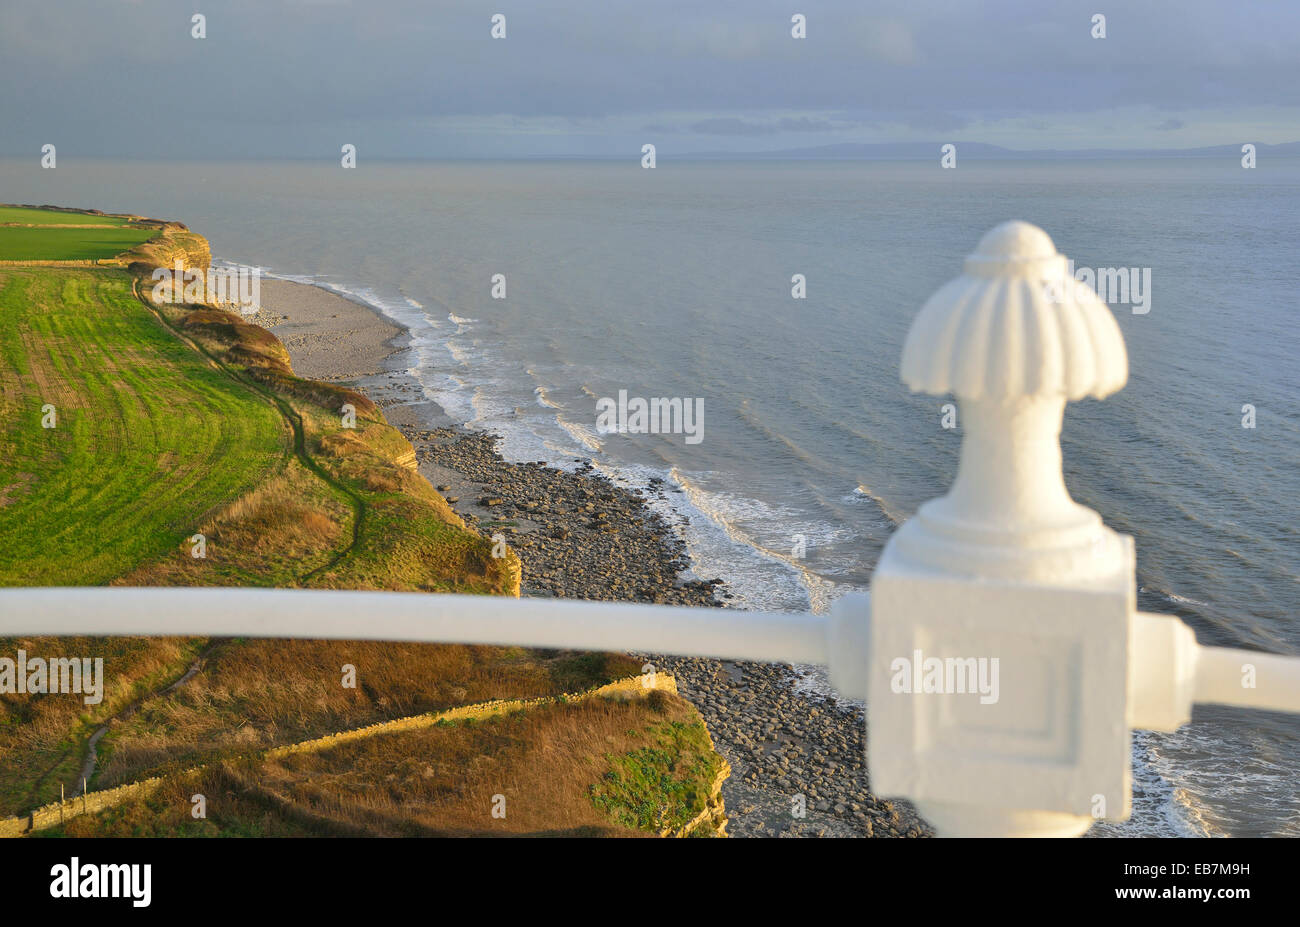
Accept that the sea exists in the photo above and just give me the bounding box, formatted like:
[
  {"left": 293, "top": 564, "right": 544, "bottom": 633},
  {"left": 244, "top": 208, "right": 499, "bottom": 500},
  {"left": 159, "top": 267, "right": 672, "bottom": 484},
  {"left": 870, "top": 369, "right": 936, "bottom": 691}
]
[{"left": 4, "top": 157, "right": 1296, "bottom": 837}]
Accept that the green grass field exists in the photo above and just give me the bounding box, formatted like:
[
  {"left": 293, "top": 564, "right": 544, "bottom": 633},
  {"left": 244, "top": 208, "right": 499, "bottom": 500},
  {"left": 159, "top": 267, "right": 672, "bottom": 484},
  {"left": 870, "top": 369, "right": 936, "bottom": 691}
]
[
  {"left": 0, "top": 268, "right": 287, "bottom": 584},
  {"left": 0, "top": 206, "right": 131, "bottom": 226},
  {"left": 0, "top": 226, "right": 160, "bottom": 261},
  {"left": 0, "top": 205, "right": 158, "bottom": 261}
]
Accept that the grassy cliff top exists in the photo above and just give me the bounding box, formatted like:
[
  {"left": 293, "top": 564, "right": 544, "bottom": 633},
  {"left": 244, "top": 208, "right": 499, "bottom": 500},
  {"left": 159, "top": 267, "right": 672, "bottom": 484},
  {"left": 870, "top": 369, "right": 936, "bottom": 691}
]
[
  {"left": 0, "top": 204, "right": 165, "bottom": 261},
  {"left": 0, "top": 205, "right": 136, "bottom": 226}
]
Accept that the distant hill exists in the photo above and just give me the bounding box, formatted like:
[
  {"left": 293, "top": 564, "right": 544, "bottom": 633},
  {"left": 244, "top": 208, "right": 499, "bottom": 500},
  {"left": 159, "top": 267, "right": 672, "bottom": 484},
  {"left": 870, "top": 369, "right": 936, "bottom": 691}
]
[{"left": 678, "top": 140, "right": 1300, "bottom": 160}]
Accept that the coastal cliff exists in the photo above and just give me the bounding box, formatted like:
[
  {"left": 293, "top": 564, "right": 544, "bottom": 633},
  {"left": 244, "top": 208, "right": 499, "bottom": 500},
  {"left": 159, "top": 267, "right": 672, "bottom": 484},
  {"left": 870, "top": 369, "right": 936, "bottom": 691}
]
[
  {"left": 0, "top": 206, "right": 732, "bottom": 837},
  {"left": 118, "top": 221, "right": 522, "bottom": 596}
]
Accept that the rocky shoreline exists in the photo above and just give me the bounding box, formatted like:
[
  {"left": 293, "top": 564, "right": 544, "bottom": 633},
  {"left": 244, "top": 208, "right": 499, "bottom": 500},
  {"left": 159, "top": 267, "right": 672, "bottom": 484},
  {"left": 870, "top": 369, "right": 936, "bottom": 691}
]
[{"left": 396, "top": 424, "right": 930, "bottom": 839}]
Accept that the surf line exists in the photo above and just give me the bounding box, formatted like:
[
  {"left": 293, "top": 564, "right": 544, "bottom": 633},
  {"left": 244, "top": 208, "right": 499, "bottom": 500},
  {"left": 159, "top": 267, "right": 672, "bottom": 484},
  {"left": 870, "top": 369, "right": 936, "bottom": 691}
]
[{"left": 595, "top": 389, "right": 705, "bottom": 445}]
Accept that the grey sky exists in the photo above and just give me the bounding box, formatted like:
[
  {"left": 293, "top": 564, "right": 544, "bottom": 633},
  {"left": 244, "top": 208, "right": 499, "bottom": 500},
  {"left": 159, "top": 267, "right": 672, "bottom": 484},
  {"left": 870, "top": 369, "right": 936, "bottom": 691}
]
[{"left": 1, "top": 0, "right": 1297, "bottom": 158}]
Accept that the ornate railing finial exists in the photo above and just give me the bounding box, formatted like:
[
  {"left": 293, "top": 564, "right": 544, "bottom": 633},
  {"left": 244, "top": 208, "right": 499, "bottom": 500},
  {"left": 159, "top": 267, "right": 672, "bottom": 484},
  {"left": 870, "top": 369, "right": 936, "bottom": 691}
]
[{"left": 894, "top": 220, "right": 1129, "bottom": 584}]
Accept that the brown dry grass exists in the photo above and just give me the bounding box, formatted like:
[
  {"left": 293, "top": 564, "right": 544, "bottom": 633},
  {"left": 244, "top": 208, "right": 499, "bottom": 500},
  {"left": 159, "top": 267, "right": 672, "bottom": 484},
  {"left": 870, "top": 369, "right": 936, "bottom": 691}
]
[
  {"left": 93, "top": 646, "right": 642, "bottom": 789},
  {"left": 54, "top": 691, "right": 719, "bottom": 838},
  {"left": 0, "top": 636, "right": 200, "bottom": 814}
]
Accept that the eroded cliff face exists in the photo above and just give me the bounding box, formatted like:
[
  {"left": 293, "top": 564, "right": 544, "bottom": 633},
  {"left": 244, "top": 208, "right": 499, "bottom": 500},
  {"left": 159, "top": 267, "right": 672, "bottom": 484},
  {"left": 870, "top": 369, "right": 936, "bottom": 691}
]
[
  {"left": 677, "top": 723, "right": 731, "bottom": 837},
  {"left": 126, "top": 224, "right": 214, "bottom": 303},
  {"left": 680, "top": 763, "right": 731, "bottom": 837}
]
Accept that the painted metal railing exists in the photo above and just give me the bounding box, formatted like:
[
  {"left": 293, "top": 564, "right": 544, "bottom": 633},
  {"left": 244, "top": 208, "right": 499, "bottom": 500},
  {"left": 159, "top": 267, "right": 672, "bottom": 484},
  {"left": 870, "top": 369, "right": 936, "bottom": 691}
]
[{"left": 3, "top": 221, "right": 1297, "bottom": 836}]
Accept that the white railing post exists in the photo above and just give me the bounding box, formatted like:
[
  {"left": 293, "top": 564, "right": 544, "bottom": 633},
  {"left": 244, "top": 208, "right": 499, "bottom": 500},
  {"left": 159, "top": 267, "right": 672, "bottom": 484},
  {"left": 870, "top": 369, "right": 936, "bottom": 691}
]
[
  {"left": 853, "top": 220, "right": 1134, "bottom": 836},
  {"left": 850, "top": 220, "right": 1299, "bottom": 837}
]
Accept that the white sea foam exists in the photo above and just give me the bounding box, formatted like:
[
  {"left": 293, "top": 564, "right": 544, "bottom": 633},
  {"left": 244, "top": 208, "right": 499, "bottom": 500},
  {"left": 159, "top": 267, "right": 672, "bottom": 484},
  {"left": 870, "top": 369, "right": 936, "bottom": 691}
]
[
  {"left": 1140, "top": 585, "right": 1211, "bottom": 608},
  {"left": 534, "top": 385, "right": 562, "bottom": 409},
  {"left": 852, "top": 483, "right": 907, "bottom": 527},
  {"left": 555, "top": 416, "right": 604, "bottom": 453},
  {"left": 625, "top": 466, "right": 849, "bottom": 616}
]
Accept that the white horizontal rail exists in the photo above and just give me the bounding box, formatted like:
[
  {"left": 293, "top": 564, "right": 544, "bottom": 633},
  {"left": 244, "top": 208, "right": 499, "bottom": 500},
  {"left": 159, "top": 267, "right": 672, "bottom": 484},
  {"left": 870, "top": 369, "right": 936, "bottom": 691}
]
[
  {"left": 0, "top": 587, "right": 831, "bottom": 667},
  {"left": 6, "top": 588, "right": 1296, "bottom": 717},
  {"left": 1195, "top": 644, "right": 1300, "bottom": 715}
]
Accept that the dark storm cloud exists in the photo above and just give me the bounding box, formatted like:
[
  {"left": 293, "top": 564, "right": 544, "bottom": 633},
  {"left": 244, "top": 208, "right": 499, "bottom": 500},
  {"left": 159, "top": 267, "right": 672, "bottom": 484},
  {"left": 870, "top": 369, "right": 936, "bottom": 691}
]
[{"left": 0, "top": 0, "right": 1296, "bottom": 157}]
